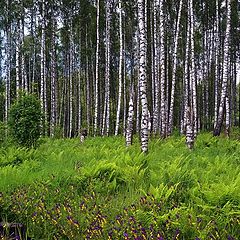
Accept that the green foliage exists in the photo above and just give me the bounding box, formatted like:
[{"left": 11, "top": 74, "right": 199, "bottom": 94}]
[
  {"left": 8, "top": 93, "right": 42, "bottom": 148},
  {"left": 0, "top": 134, "right": 239, "bottom": 239}
]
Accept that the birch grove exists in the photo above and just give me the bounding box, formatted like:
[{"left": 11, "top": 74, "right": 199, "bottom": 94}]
[{"left": 0, "top": 0, "right": 239, "bottom": 151}]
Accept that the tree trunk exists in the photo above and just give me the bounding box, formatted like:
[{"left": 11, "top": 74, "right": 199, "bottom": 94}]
[
  {"left": 213, "top": 0, "right": 231, "bottom": 136},
  {"left": 50, "top": 15, "right": 57, "bottom": 137},
  {"left": 115, "top": 0, "right": 123, "bottom": 135},
  {"left": 168, "top": 0, "right": 183, "bottom": 135},
  {"left": 16, "top": 20, "right": 20, "bottom": 98},
  {"left": 40, "top": 0, "right": 46, "bottom": 133},
  {"left": 126, "top": 86, "right": 134, "bottom": 147},
  {"left": 94, "top": 0, "right": 100, "bottom": 136},
  {"left": 137, "top": 0, "right": 149, "bottom": 153},
  {"left": 102, "top": 0, "right": 111, "bottom": 136}
]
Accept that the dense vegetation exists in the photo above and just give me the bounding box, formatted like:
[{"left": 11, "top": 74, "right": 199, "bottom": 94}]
[
  {"left": 8, "top": 93, "right": 42, "bottom": 148},
  {"left": 0, "top": 133, "right": 239, "bottom": 239}
]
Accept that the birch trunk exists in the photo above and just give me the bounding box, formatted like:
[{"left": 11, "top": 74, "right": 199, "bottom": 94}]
[
  {"left": 213, "top": 0, "right": 231, "bottom": 136},
  {"left": 159, "top": 0, "right": 166, "bottom": 138},
  {"left": 115, "top": 0, "right": 123, "bottom": 135},
  {"left": 5, "top": 23, "right": 11, "bottom": 122},
  {"left": 152, "top": 0, "right": 159, "bottom": 134},
  {"left": 94, "top": 0, "right": 100, "bottom": 136},
  {"left": 40, "top": 0, "right": 46, "bottom": 132},
  {"left": 137, "top": 0, "right": 149, "bottom": 153},
  {"left": 69, "top": 20, "right": 74, "bottom": 137},
  {"left": 181, "top": 6, "right": 190, "bottom": 134},
  {"left": 214, "top": 0, "right": 219, "bottom": 128},
  {"left": 86, "top": 28, "right": 91, "bottom": 133},
  {"left": 126, "top": 86, "right": 134, "bottom": 147},
  {"left": 21, "top": 17, "right": 27, "bottom": 92},
  {"left": 189, "top": 0, "right": 197, "bottom": 137},
  {"left": 78, "top": 40, "right": 82, "bottom": 134},
  {"left": 168, "top": 0, "right": 183, "bottom": 135},
  {"left": 102, "top": 0, "right": 111, "bottom": 136},
  {"left": 50, "top": 16, "right": 57, "bottom": 137},
  {"left": 16, "top": 20, "right": 20, "bottom": 98}
]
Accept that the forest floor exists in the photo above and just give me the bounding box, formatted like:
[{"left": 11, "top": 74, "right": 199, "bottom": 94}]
[{"left": 0, "top": 132, "right": 240, "bottom": 239}]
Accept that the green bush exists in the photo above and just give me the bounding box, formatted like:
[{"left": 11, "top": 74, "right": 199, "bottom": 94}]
[{"left": 8, "top": 93, "right": 42, "bottom": 147}]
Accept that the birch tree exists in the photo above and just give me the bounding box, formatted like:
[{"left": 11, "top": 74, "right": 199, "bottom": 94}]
[
  {"left": 125, "top": 86, "right": 134, "bottom": 146},
  {"left": 94, "top": 0, "right": 100, "bottom": 135},
  {"left": 102, "top": 0, "right": 111, "bottom": 136},
  {"left": 16, "top": 19, "right": 20, "bottom": 98},
  {"left": 152, "top": 0, "right": 160, "bottom": 134},
  {"left": 137, "top": 0, "right": 149, "bottom": 153},
  {"left": 189, "top": 0, "right": 197, "bottom": 137},
  {"left": 168, "top": 0, "right": 183, "bottom": 135},
  {"left": 159, "top": 0, "right": 166, "bottom": 138},
  {"left": 50, "top": 13, "right": 57, "bottom": 137},
  {"left": 40, "top": 0, "right": 46, "bottom": 132},
  {"left": 5, "top": 13, "right": 11, "bottom": 122},
  {"left": 213, "top": 0, "right": 231, "bottom": 136},
  {"left": 115, "top": 0, "right": 123, "bottom": 135}
]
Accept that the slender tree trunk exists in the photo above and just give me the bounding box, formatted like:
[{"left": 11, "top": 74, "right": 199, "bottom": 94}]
[
  {"left": 152, "top": 0, "right": 159, "bottom": 134},
  {"left": 40, "top": 0, "right": 46, "bottom": 133},
  {"left": 123, "top": 28, "right": 127, "bottom": 136},
  {"left": 214, "top": 0, "right": 219, "bottom": 129},
  {"left": 16, "top": 20, "right": 20, "bottom": 98},
  {"left": 189, "top": 0, "right": 197, "bottom": 137},
  {"left": 225, "top": 95, "right": 230, "bottom": 137},
  {"left": 126, "top": 86, "right": 134, "bottom": 146},
  {"left": 85, "top": 28, "right": 91, "bottom": 134},
  {"left": 50, "top": 15, "right": 57, "bottom": 137},
  {"left": 168, "top": 0, "right": 183, "bottom": 135},
  {"left": 115, "top": 0, "right": 123, "bottom": 135},
  {"left": 69, "top": 20, "right": 74, "bottom": 137},
  {"left": 181, "top": 6, "right": 190, "bottom": 134},
  {"left": 5, "top": 23, "right": 11, "bottom": 122},
  {"left": 137, "top": 0, "right": 149, "bottom": 153},
  {"left": 20, "top": 2, "right": 27, "bottom": 92},
  {"left": 213, "top": 0, "right": 231, "bottom": 136},
  {"left": 31, "top": 1, "right": 37, "bottom": 93},
  {"left": 94, "top": 0, "right": 100, "bottom": 136},
  {"left": 159, "top": 0, "right": 166, "bottom": 138},
  {"left": 78, "top": 38, "right": 82, "bottom": 134},
  {"left": 102, "top": 0, "right": 111, "bottom": 136}
]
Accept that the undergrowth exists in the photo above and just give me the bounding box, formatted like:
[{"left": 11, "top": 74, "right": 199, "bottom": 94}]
[{"left": 0, "top": 133, "right": 239, "bottom": 239}]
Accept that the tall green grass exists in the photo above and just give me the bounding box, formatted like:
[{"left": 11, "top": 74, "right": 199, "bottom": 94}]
[{"left": 0, "top": 133, "right": 239, "bottom": 239}]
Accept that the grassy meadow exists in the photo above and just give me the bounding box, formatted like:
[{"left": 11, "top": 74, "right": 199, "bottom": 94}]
[{"left": 0, "top": 133, "right": 240, "bottom": 239}]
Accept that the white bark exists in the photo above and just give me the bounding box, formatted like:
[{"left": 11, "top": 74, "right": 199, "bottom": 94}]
[
  {"left": 159, "top": 0, "right": 166, "bottom": 138},
  {"left": 78, "top": 39, "right": 82, "bottom": 134},
  {"left": 40, "top": 0, "right": 46, "bottom": 130},
  {"left": 152, "top": 0, "right": 159, "bottom": 134},
  {"left": 126, "top": 86, "right": 134, "bottom": 147},
  {"left": 168, "top": 0, "right": 183, "bottom": 135},
  {"left": 214, "top": 0, "right": 219, "bottom": 128},
  {"left": 181, "top": 5, "right": 190, "bottom": 134},
  {"left": 115, "top": 0, "right": 123, "bottom": 135},
  {"left": 50, "top": 16, "right": 57, "bottom": 137},
  {"left": 5, "top": 25, "right": 11, "bottom": 122},
  {"left": 86, "top": 28, "right": 91, "bottom": 133},
  {"left": 225, "top": 95, "right": 230, "bottom": 137},
  {"left": 189, "top": 0, "right": 197, "bottom": 137},
  {"left": 213, "top": 0, "right": 231, "bottom": 136},
  {"left": 138, "top": 0, "right": 149, "bottom": 153},
  {"left": 186, "top": 107, "right": 194, "bottom": 149},
  {"left": 16, "top": 20, "right": 20, "bottom": 98},
  {"left": 94, "top": 0, "right": 100, "bottom": 135},
  {"left": 69, "top": 20, "right": 74, "bottom": 137},
  {"left": 102, "top": 0, "right": 111, "bottom": 136},
  {"left": 21, "top": 17, "right": 27, "bottom": 92}
]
